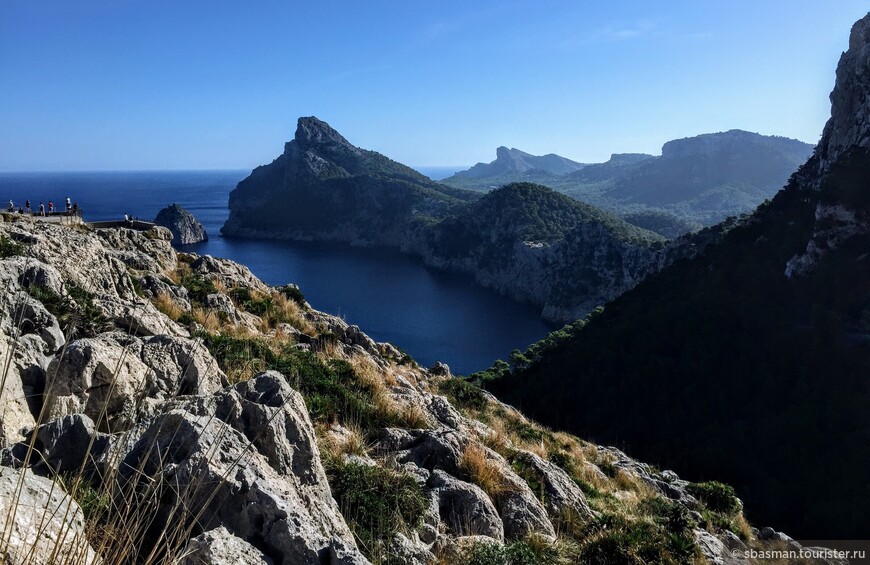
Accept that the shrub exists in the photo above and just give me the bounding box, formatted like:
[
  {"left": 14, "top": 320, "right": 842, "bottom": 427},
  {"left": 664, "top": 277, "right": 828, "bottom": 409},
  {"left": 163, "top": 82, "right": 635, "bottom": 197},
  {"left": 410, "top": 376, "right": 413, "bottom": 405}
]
[
  {"left": 438, "top": 377, "right": 487, "bottom": 411},
  {"left": 26, "top": 283, "right": 108, "bottom": 338},
  {"left": 686, "top": 481, "right": 740, "bottom": 515},
  {"left": 326, "top": 462, "right": 427, "bottom": 560},
  {"left": 0, "top": 235, "right": 25, "bottom": 258},
  {"left": 278, "top": 284, "right": 306, "bottom": 306},
  {"left": 580, "top": 512, "right": 697, "bottom": 564},
  {"left": 463, "top": 539, "right": 564, "bottom": 565}
]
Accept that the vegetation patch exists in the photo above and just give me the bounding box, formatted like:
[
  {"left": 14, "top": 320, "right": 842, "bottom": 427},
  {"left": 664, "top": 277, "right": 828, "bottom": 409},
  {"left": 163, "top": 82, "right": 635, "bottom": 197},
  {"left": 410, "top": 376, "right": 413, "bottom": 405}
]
[
  {"left": 438, "top": 377, "right": 487, "bottom": 411},
  {"left": 326, "top": 461, "right": 427, "bottom": 562},
  {"left": 0, "top": 235, "right": 26, "bottom": 258},
  {"left": 461, "top": 537, "right": 566, "bottom": 565},
  {"left": 26, "top": 283, "right": 108, "bottom": 338},
  {"left": 686, "top": 481, "right": 740, "bottom": 515},
  {"left": 579, "top": 511, "right": 698, "bottom": 564}
]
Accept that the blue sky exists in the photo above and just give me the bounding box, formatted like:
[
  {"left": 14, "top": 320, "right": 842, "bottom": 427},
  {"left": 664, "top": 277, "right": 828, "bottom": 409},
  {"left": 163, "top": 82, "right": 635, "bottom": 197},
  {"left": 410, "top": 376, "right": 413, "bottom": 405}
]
[{"left": 1, "top": 1, "right": 868, "bottom": 171}]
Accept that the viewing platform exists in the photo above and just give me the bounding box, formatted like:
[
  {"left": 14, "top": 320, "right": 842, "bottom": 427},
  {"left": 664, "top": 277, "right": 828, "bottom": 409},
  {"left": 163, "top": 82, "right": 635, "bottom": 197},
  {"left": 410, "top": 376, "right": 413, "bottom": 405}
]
[{"left": 1, "top": 210, "right": 156, "bottom": 231}]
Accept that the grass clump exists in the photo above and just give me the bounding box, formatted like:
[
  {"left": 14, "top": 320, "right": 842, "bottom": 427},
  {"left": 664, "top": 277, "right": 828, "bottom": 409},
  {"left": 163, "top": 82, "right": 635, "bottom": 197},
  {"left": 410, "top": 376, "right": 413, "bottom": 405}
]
[
  {"left": 229, "top": 285, "right": 314, "bottom": 333},
  {"left": 460, "top": 443, "right": 510, "bottom": 499},
  {"left": 152, "top": 292, "right": 184, "bottom": 321},
  {"left": 326, "top": 461, "right": 427, "bottom": 562},
  {"left": 462, "top": 537, "right": 566, "bottom": 565}
]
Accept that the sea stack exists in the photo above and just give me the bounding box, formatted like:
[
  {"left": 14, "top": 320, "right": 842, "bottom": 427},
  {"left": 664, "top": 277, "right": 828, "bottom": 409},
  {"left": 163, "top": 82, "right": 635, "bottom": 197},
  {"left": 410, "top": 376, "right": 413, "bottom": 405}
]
[{"left": 154, "top": 203, "right": 208, "bottom": 245}]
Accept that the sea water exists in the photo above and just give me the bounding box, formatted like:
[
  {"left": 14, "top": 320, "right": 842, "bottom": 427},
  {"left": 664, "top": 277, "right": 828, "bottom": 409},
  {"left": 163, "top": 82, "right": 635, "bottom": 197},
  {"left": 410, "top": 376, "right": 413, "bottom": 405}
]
[{"left": 0, "top": 170, "right": 552, "bottom": 374}]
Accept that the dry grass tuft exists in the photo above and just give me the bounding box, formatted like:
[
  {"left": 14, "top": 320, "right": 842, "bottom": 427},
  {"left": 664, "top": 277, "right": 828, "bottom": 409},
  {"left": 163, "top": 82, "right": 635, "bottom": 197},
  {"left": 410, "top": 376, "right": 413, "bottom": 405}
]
[
  {"left": 460, "top": 443, "right": 511, "bottom": 499},
  {"left": 190, "top": 306, "right": 220, "bottom": 333},
  {"left": 151, "top": 292, "right": 184, "bottom": 321}
]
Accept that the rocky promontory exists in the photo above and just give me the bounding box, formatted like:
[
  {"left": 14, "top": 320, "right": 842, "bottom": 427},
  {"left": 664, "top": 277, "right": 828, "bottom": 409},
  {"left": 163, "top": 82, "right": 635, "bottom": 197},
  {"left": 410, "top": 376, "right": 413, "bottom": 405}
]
[
  {"left": 154, "top": 203, "right": 208, "bottom": 245},
  {"left": 222, "top": 118, "right": 701, "bottom": 324},
  {"left": 0, "top": 216, "right": 824, "bottom": 564}
]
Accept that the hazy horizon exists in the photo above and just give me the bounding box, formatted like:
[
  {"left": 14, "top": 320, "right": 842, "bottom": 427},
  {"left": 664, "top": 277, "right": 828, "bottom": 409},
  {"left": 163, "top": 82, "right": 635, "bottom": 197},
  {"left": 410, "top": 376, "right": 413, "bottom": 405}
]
[{"left": 1, "top": 1, "right": 867, "bottom": 171}]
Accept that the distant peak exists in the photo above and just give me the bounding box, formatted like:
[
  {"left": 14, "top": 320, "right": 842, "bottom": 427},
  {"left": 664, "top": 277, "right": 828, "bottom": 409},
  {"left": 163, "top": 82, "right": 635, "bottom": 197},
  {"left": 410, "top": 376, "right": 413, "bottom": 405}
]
[
  {"left": 496, "top": 146, "right": 512, "bottom": 159},
  {"left": 294, "top": 116, "right": 352, "bottom": 148}
]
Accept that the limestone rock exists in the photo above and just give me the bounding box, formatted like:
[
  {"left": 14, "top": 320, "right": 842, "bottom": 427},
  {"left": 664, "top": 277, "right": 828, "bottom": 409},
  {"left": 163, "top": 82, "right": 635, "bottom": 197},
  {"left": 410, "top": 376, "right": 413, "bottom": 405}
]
[
  {"left": 183, "top": 526, "right": 274, "bottom": 565},
  {"left": 116, "top": 372, "right": 367, "bottom": 564},
  {"left": 44, "top": 332, "right": 225, "bottom": 431},
  {"left": 511, "top": 450, "right": 596, "bottom": 524},
  {"left": 0, "top": 467, "right": 98, "bottom": 564},
  {"left": 154, "top": 203, "right": 208, "bottom": 246},
  {"left": 428, "top": 470, "right": 504, "bottom": 540}
]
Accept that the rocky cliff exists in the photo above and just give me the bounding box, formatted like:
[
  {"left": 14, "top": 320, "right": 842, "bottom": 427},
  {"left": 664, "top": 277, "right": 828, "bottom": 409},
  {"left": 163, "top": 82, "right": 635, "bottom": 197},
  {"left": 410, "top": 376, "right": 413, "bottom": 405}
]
[
  {"left": 0, "top": 217, "right": 831, "bottom": 564},
  {"left": 154, "top": 203, "right": 208, "bottom": 245},
  {"left": 222, "top": 117, "right": 478, "bottom": 246}
]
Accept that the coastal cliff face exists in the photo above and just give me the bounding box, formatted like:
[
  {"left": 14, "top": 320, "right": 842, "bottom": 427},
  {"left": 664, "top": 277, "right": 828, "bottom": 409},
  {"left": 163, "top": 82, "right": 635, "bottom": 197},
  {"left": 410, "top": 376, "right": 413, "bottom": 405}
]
[
  {"left": 223, "top": 120, "right": 688, "bottom": 324},
  {"left": 0, "top": 217, "right": 813, "bottom": 564}
]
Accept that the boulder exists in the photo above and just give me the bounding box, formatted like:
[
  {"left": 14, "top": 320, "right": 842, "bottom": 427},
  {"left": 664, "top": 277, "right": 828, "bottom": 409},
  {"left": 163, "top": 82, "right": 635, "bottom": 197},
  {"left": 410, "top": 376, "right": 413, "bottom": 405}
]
[
  {"left": 428, "top": 470, "right": 504, "bottom": 540},
  {"left": 44, "top": 332, "right": 225, "bottom": 431},
  {"left": 30, "top": 413, "right": 110, "bottom": 474},
  {"left": 116, "top": 371, "right": 368, "bottom": 564},
  {"left": 183, "top": 526, "right": 273, "bottom": 565},
  {"left": 154, "top": 203, "right": 208, "bottom": 246},
  {"left": 511, "top": 450, "right": 596, "bottom": 524},
  {"left": 0, "top": 466, "right": 98, "bottom": 564}
]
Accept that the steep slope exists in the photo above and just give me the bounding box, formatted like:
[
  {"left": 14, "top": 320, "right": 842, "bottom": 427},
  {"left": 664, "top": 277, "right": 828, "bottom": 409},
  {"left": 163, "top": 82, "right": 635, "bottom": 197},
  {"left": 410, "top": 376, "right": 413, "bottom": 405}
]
[
  {"left": 0, "top": 217, "right": 837, "bottom": 564},
  {"left": 485, "top": 13, "right": 870, "bottom": 539},
  {"left": 222, "top": 117, "right": 479, "bottom": 246}
]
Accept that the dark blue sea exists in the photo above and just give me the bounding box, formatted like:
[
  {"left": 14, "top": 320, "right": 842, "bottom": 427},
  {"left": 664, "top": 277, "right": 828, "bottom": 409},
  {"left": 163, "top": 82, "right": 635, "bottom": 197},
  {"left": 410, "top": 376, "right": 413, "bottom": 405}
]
[{"left": 0, "top": 169, "right": 552, "bottom": 374}]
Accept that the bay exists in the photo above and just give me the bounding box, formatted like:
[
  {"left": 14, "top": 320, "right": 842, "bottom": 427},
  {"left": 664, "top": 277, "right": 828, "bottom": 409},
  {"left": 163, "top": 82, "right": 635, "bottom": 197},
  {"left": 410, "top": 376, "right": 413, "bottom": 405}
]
[{"left": 0, "top": 170, "right": 553, "bottom": 374}]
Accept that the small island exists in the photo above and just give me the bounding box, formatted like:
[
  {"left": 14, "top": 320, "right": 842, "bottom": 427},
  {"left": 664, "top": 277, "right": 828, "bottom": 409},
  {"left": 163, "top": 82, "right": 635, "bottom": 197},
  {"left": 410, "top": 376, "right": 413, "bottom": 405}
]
[{"left": 154, "top": 203, "right": 208, "bottom": 245}]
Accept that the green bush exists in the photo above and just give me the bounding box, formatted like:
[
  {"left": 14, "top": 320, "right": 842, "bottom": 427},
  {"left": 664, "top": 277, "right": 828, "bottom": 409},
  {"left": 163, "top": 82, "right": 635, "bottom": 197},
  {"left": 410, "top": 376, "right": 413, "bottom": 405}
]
[
  {"left": 178, "top": 273, "right": 217, "bottom": 305},
  {"left": 438, "top": 377, "right": 487, "bottom": 411},
  {"left": 326, "top": 462, "right": 427, "bottom": 560},
  {"left": 686, "top": 481, "right": 740, "bottom": 515},
  {"left": 464, "top": 539, "right": 561, "bottom": 565},
  {"left": 26, "top": 283, "right": 108, "bottom": 338},
  {"left": 0, "top": 235, "right": 25, "bottom": 258},
  {"left": 278, "top": 284, "right": 306, "bottom": 306}
]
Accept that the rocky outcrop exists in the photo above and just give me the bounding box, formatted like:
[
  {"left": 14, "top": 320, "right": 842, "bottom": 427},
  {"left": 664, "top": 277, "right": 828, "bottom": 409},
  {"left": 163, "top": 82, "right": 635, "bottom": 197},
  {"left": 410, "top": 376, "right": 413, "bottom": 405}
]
[
  {"left": 222, "top": 117, "right": 476, "bottom": 246},
  {"left": 44, "top": 331, "right": 225, "bottom": 431},
  {"left": 154, "top": 203, "right": 208, "bottom": 245},
  {"left": 183, "top": 526, "right": 274, "bottom": 565},
  {"left": 116, "top": 372, "right": 368, "bottom": 564},
  {"left": 788, "top": 14, "right": 870, "bottom": 276}
]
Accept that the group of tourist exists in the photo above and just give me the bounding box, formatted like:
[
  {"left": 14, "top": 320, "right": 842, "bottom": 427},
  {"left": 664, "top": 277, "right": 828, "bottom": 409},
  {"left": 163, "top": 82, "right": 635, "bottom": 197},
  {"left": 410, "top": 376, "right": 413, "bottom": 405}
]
[{"left": 6, "top": 197, "right": 78, "bottom": 216}]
